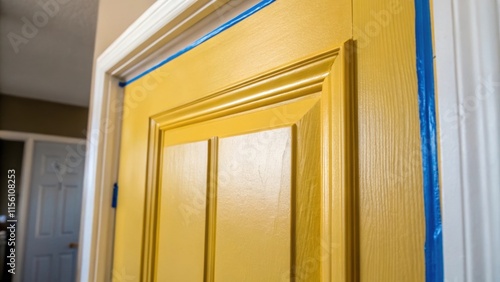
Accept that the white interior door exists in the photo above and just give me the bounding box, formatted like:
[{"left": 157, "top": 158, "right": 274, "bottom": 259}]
[{"left": 22, "top": 141, "right": 85, "bottom": 282}]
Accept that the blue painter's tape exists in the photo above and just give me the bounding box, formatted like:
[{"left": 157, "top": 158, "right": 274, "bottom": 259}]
[
  {"left": 414, "top": 0, "right": 444, "bottom": 281},
  {"left": 119, "top": 0, "right": 276, "bottom": 87},
  {"left": 112, "top": 183, "right": 118, "bottom": 208}
]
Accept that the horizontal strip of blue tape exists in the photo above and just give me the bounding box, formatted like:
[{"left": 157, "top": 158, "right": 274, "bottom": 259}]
[
  {"left": 414, "top": 0, "right": 444, "bottom": 281},
  {"left": 119, "top": 0, "right": 276, "bottom": 87}
]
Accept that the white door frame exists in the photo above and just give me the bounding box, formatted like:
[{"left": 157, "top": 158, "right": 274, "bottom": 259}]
[
  {"left": 0, "top": 130, "right": 84, "bottom": 282},
  {"left": 433, "top": 0, "right": 500, "bottom": 281}
]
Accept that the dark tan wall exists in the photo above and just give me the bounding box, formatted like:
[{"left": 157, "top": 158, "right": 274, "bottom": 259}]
[{"left": 0, "top": 94, "right": 88, "bottom": 138}]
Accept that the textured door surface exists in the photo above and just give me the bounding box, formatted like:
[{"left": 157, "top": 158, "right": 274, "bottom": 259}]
[
  {"left": 114, "top": 0, "right": 426, "bottom": 281},
  {"left": 156, "top": 141, "right": 208, "bottom": 281},
  {"left": 214, "top": 129, "right": 292, "bottom": 281},
  {"left": 23, "top": 142, "right": 85, "bottom": 282}
]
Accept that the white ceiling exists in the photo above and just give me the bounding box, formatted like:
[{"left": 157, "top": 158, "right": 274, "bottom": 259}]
[{"left": 0, "top": 0, "right": 99, "bottom": 107}]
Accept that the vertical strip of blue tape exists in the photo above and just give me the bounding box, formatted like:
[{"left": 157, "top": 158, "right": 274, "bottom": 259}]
[
  {"left": 119, "top": 0, "right": 276, "bottom": 87},
  {"left": 112, "top": 183, "right": 118, "bottom": 208},
  {"left": 414, "top": 0, "right": 444, "bottom": 281}
]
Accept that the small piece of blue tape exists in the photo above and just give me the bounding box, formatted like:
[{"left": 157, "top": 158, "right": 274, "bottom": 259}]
[
  {"left": 112, "top": 183, "right": 118, "bottom": 208},
  {"left": 414, "top": 0, "right": 444, "bottom": 281},
  {"left": 119, "top": 0, "right": 276, "bottom": 87}
]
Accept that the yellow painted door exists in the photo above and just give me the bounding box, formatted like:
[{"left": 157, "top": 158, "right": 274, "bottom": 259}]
[{"left": 113, "top": 0, "right": 425, "bottom": 281}]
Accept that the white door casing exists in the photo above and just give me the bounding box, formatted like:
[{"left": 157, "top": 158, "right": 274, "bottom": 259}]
[{"left": 434, "top": 0, "right": 500, "bottom": 281}]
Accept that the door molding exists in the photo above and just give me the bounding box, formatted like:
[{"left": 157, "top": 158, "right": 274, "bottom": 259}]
[
  {"left": 81, "top": 1, "right": 279, "bottom": 281},
  {"left": 0, "top": 130, "right": 84, "bottom": 282},
  {"left": 433, "top": 0, "right": 500, "bottom": 280}
]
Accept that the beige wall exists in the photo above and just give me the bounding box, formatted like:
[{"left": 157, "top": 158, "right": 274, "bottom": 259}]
[{"left": 93, "top": 0, "right": 156, "bottom": 58}]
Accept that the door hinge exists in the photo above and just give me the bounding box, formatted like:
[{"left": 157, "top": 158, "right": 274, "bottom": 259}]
[{"left": 112, "top": 183, "right": 118, "bottom": 208}]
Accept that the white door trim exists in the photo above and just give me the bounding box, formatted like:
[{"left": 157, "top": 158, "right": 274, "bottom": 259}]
[
  {"left": 79, "top": 1, "right": 243, "bottom": 281},
  {"left": 433, "top": 0, "right": 500, "bottom": 281},
  {"left": 0, "top": 130, "right": 84, "bottom": 282}
]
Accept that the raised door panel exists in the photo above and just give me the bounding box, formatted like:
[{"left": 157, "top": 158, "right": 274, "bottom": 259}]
[
  {"left": 59, "top": 253, "right": 76, "bottom": 282},
  {"left": 36, "top": 185, "right": 58, "bottom": 237},
  {"left": 150, "top": 92, "right": 327, "bottom": 281},
  {"left": 61, "top": 185, "right": 80, "bottom": 235},
  {"left": 215, "top": 128, "right": 292, "bottom": 281},
  {"left": 156, "top": 141, "right": 209, "bottom": 281},
  {"left": 32, "top": 255, "right": 52, "bottom": 282}
]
